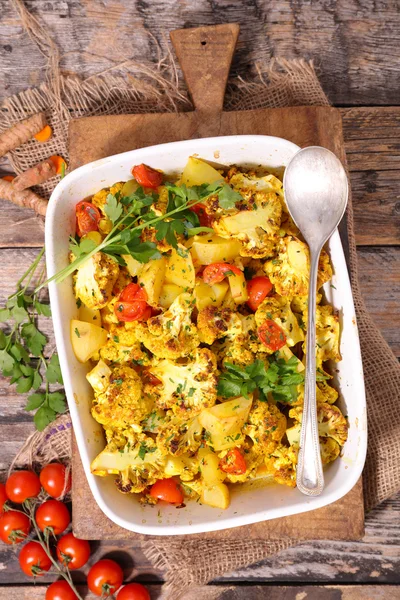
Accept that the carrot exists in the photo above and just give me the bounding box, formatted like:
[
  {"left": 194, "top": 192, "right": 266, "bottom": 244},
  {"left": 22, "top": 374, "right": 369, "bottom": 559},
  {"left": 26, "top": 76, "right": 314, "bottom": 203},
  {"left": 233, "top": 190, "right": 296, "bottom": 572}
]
[
  {"left": 34, "top": 125, "right": 53, "bottom": 143},
  {"left": 0, "top": 178, "right": 47, "bottom": 216},
  {"left": 12, "top": 159, "right": 58, "bottom": 191},
  {"left": 49, "top": 155, "right": 67, "bottom": 175},
  {"left": 0, "top": 113, "right": 47, "bottom": 157},
  {"left": 1, "top": 175, "right": 15, "bottom": 182}
]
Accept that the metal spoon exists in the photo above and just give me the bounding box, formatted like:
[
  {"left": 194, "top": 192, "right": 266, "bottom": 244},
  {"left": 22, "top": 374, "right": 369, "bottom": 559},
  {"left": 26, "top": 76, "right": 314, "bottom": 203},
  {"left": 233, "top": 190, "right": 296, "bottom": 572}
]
[{"left": 283, "top": 146, "right": 348, "bottom": 496}]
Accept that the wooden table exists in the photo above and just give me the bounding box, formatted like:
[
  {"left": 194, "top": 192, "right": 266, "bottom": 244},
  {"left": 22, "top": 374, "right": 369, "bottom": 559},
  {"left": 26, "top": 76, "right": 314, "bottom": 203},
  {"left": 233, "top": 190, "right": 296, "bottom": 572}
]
[{"left": 1, "top": 1, "right": 400, "bottom": 598}]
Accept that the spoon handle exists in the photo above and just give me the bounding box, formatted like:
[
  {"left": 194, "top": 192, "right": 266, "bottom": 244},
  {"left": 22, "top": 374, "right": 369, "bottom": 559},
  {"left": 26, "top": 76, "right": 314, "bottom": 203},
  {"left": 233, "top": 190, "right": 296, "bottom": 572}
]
[{"left": 296, "top": 246, "right": 325, "bottom": 496}]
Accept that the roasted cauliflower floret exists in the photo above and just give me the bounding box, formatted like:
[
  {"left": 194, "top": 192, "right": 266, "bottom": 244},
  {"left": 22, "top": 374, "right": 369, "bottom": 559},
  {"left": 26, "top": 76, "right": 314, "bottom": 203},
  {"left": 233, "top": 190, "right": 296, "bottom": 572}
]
[
  {"left": 291, "top": 292, "right": 322, "bottom": 314},
  {"left": 157, "top": 414, "right": 203, "bottom": 457},
  {"left": 146, "top": 348, "right": 218, "bottom": 414},
  {"left": 223, "top": 444, "right": 265, "bottom": 484},
  {"left": 244, "top": 399, "right": 287, "bottom": 456},
  {"left": 292, "top": 379, "right": 339, "bottom": 407},
  {"left": 214, "top": 314, "right": 268, "bottom": 367},
  {"left": 264, "top": 444, "right": 298, "bottom": 487},
  {"left": 135, "top": 293, "right": 199, "bottom": 359},
  {"left": 86, "top": 360, "right": 112, "bottom": 394},
  {"left": 197, "top": 306, "right": 242, "bottom": 345},
  {"left": 264, "top": 236, "right": 332, "bottom": 298},
  {"left": 99, "top": 325, "right": 151, "bottom": 366},
  {"left": 255, "top": 295, "right": 305, "bottom": 347},
  {"left": 75, "top": 252, "right": 119, "bottom": 310},
  {"left": 91, "top": 365, "right": 148, "bottom": 430},
  {"left": 213, "top": 188, "right": 282, "bottom": 259},
  {"left": 289, "top": 402, "right": 348, "bottom": 447},
  {"left": 91, "top": 432, "right": 166, "bottom": 494},
  {"left": 315, "top": 305, "right": 342, "bottom": 363}
]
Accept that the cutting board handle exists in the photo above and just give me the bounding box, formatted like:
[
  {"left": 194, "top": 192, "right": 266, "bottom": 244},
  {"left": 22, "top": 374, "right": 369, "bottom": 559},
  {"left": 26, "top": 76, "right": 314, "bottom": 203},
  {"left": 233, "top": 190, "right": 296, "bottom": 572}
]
[{"left": 170, "top": 24, "right": 239, "bottom": 113}]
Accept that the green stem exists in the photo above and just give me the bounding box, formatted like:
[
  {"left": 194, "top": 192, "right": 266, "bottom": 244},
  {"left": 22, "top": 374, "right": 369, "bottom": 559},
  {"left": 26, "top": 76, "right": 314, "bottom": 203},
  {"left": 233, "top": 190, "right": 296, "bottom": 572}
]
[
  {"left": 26, "top": 503, "right": 84, "bottom": 600},
  {"left": 15, "top": 248, "right": 45, "bottom": 291}
]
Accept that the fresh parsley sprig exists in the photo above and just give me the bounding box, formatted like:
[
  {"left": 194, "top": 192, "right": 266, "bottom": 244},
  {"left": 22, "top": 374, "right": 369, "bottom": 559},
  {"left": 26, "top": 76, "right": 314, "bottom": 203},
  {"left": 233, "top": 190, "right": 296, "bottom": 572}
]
[
  {"left": 217, "top": 356, "right": 305, "bottom": 404},
  {"left": 39, "top": 179, "right": 244, "bottom": 291},
  {"left": 0, "top": 248, "right": 66, "bottom": 430}
]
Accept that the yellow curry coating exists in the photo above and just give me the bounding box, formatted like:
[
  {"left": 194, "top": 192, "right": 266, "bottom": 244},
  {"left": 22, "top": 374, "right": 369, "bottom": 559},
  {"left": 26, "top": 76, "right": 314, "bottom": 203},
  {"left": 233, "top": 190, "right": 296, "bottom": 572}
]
[{"left": 71, "top": 159, "right": 347, "bottom": 511}]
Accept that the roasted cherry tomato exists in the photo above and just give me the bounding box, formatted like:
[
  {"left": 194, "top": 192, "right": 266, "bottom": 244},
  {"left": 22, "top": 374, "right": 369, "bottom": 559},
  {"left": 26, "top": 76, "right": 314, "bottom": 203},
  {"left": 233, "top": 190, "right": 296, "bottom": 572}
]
[
  {"left": 75, "top": 201, "right": 101, "bottom": 237},
  {"left": 19, "top": 541, "right": 52, "bottom": 577},
  {"left": 0, "top": 510, "right": 31, "bottom": 545},
  {"left": 117, "top": 583, "right": 151, "bottom": 600},
  {"left": 56, "top": 532, "right": 91, "bottom": 570},
  {"left": 132, "top": 164, "right": 163, "bottom": 189},
  {"left": 246, "top": 276, "right": 273, "bottom": 312},
  {"left": 40, "top": 463, "right": 71, "bottom": 499},
  {"left": 258, "top": 319, "right": 287, "bottom": 351},
  {"left": 0, "top": 483, "right": 8, "bottom": 513},
  {"left": 119, "top": 283, "right": 147, "bottom": 303},
  {"left": 219, "top": 448, "right": 247, "bottom": 475},
  {"left": 203, "top": 262, "right": 242, "bottom": 285},
  {"left": 5, "top": 470, "right": 41, "bottom": 504},
  {"left": 36, "top": 500, "right": 70, "bottom": 536},
  {"left": 45, "top": 580, "right": 79, "bottom": 600},
  {"left": 114, "top": 283, "right": 149, "bottom": 323},
  {"left": 190, "top": 203, "right": 213, "bottom": 228},
  {"left": 87, "top": 558, "right": 123, "bottom": 597},
  {"left": 149, "top": 479, "right": 184, "bottom": 504}
]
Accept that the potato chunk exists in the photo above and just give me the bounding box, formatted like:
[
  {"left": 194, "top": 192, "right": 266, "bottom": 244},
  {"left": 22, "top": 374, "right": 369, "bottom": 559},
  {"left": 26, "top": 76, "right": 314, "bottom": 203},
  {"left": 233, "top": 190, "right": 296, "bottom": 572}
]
[
  {"left": 137, "top": 256, "right": 166, "bottom": 306},
  {"left": 165, "top": 247, "right": 195, "bottom": 289},
  {"left": 199, "top": 396, "right": 253, "bottom": 450},
  {"left": 181, "top": 157, "right": 223, "bottom": 187},
  {"left": 190, "top": 235, "right": 242, "bottom": 266},
  {"left": 201, "top": 482, "right": 230, "bottom": 509},
  {"left": 70, "top": 319, "right": 108, "bottom": 363}
]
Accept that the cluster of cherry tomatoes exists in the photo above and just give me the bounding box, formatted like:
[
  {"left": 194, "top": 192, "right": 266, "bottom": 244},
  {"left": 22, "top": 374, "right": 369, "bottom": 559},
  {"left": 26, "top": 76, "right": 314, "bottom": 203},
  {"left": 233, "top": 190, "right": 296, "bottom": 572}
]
[{"left": 0, "top": 464, "right": 150, "bottom": 600}]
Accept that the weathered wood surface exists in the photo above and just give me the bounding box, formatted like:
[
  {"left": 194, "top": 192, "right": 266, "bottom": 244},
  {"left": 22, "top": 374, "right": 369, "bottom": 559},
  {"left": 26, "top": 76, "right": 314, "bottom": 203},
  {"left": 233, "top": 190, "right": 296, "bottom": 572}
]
[
  {"left": 0, "top": 0, "right": 400, "bottom": 593},
  {"left": 0, "top": 586, "right": 399, "bottom": 600},
  {"left": 1, "top": 1, "right": 400, "bottom": 106}
]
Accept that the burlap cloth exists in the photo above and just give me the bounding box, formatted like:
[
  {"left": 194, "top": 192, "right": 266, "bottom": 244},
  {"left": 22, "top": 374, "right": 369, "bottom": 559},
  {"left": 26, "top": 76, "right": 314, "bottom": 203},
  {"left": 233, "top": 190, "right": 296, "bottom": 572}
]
[{"left": 2, "top": 2, "right": 400, "bottom": 599}]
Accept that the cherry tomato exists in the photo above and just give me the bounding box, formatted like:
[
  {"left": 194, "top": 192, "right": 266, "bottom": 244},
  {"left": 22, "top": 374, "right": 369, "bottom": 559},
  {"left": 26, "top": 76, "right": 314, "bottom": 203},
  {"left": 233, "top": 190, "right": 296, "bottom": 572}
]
[
  {"left": 203, "top": 262, "right": 242, "bottom": 285},
  {"left": 149, "top": 479, "right": 184, "bottom": 504},
  {"left": 258, "top": 319, "right": 287, "bottom": 351},
  {"left": 132, "top": 164, "right": 163, "bottom": 189},
  {"left": 36, "top": 500, "right": 70, "bottom": 535},
  {"left": 190, "top": 203, "right": 213, "bottom": 227},
  {"left": 0, "top": 510, "right": 31, "bottom": 545},
  {"left": 87, "top": 558, "right": 123, "bottom": 597},
  {"left": 117, "top": 583, "right": 151, "bottom": 600},
  {"left": 219, "top": 448, "right": 247, "bottom": 475},
  {"left": 56, "top": 533, "right": 90, "bottom": 570},
  {"left": 76, "top": 200, "right": 101, "bottom": 237},
  {"left": 19, "top": 540, "right": 52, "bottom": 577},
  {"left": 114, "top": 283, "right": 149, "bottom": 323},
  {"left": 40, "top": 463, "right": 71, "bottom": 499},
  {"left": 0, "top": 483, "right": 8, "bottom": 513},
  {"left": 246, "top": 276, "right": 273, "bottom": 312},
  {"left": 46, "top": 580, "right": 79, "bottom": 600},
  {"left": 119, "top": 283, "right": 147, "bottom": 303},
  {"left": 6, "top": 470, "right": 41, "bottom": 504},
  {"left": 114, "top": 301, "right": 148, "bottom": 322}
]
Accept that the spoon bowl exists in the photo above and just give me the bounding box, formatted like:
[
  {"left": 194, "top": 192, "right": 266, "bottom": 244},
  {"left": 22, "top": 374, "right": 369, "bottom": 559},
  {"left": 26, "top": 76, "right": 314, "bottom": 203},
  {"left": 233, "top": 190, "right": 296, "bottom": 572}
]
[
  {"left": 283, "top": 146, "right": 349, "bottom": 497},
  {"left": 283, "top": 146, "right": 348, "bottom": 249}
]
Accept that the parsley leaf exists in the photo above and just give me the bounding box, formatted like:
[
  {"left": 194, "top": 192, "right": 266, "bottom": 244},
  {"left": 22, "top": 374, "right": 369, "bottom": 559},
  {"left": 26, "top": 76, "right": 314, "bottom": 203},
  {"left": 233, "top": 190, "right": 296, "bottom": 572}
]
[
  {"left": 218, "top": 356, "right": 305, "bottom": 404},
  {"left": 69, "top": 236, "right": 97, "bottom": 260},
  {"left": 104, "top": 193, "right": 124, "bottom": 224}
]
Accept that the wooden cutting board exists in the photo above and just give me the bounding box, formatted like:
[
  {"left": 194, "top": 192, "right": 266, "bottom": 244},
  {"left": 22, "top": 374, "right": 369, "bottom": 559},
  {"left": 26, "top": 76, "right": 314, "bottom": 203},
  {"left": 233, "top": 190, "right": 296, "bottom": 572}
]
[{"left": 69, "top": 23, "right": 364, "bottom": 541}]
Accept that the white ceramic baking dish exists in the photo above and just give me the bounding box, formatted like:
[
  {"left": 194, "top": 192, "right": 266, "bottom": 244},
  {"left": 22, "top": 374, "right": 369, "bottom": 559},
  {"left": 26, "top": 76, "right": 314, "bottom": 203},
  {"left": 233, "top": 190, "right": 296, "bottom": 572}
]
[{"left": 46, "top": 135, "right": 367, "bottom": 536}]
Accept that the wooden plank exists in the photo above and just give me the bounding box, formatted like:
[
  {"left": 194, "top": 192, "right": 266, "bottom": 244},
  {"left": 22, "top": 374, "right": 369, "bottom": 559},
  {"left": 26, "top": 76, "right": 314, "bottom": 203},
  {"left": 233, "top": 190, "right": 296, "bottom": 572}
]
[
  {"left": 0, "top": 585, "right": 399, "bottom": 599},
  {"left": 1, "top": 1, "right": 400, "bottom": 106}
]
